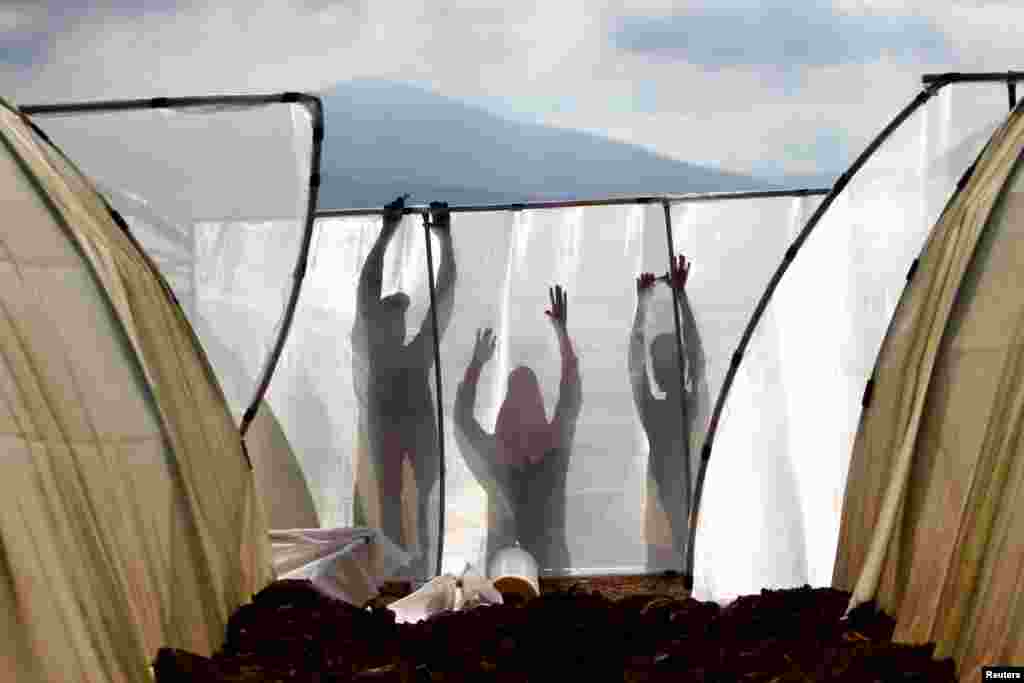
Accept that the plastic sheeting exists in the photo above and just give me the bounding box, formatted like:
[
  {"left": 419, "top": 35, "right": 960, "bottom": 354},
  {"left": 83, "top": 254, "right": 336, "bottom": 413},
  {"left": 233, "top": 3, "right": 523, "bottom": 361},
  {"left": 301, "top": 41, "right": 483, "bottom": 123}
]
[
  {"left": 835, "top": 112, "right": 1024, "bottom": 678},
  {"left": 694, "top": 82, "right": 1011, "bottom": 603},
  {"left": 0, "top": 99, "right": 270, "bottom": 683},
  {"left": 442, "top": 205, "right": 666, "bottom": 576},
  {"left": 270, "top": 527, "right": 410, "bottom": 605},
  {"left": 26, "top": 81, "right": 1015, "bottom": 592},
  {"left": 277, "top": 196, "right": 821, "bottom": 578},
  {"left": 268, "top": 213, "right": 445, "bottom": 579},
  {"left": 28, "top": 101, "right": 314, "bottom": 425}
]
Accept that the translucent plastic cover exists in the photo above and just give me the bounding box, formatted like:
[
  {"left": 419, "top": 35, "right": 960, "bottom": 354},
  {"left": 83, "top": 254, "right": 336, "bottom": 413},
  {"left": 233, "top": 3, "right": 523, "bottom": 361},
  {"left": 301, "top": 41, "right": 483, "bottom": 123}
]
[
  {"left": 30, "top": 82, "right": 1011, "bottom": 589},
  {"left": 29, "top": 102, "right": 314, "bottom": 423},
  {"left": 275, "top": 195, "right": 821, "bottom": 578},
  {"left": 268, "top": 213, "right": 443, "bottom": 579},
  {"left": 694, "top": 82, "right": 1011, "bottom": 603}
]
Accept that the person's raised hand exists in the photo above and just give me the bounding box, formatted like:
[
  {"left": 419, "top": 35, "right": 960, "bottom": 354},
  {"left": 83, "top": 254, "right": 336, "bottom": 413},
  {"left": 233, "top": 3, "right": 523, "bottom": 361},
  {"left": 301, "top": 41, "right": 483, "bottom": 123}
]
[
  {"left": 471, "top": 327, "right": 497, "bottom": 366},
  {"left": 545, "top": 285, "right": 568, "bottom": 331},
  {"left": 636, "top": 272, "right": 657, "bottom": 298},
  {"left": 429, "top": 201, "right": 451, "bottom": 235},
  {"left": 669, "top": 254, "right": 691, "bottom": 293},
  {"left": 383, "top": 194, "right": 409, "bottom": 225}
]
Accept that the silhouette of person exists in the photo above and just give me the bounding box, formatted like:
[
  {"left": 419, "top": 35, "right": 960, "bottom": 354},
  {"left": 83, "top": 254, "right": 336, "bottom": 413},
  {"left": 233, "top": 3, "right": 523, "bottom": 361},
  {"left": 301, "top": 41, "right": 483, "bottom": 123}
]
[
  {"left": 453, "top": 285, "right": 583, "bottom": 572},
  {"left": 631, "top": 254, "right": 709, "bottom": 570},
  {"left": 351, "top": 196, "right": 456, "bottom": 579}
]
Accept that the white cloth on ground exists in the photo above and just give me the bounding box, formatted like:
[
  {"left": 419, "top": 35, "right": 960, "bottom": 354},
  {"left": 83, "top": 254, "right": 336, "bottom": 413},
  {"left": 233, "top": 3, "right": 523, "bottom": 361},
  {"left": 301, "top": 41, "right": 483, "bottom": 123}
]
[{"left": 270, "top": 527, "right": 411, "bottom": 606}]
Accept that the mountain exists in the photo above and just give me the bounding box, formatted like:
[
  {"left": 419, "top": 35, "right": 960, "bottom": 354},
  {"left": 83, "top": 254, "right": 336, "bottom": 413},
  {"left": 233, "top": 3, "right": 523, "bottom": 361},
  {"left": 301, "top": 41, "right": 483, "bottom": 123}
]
[{"left": 316, "top": 80, "right": 820, "bottom": 210}]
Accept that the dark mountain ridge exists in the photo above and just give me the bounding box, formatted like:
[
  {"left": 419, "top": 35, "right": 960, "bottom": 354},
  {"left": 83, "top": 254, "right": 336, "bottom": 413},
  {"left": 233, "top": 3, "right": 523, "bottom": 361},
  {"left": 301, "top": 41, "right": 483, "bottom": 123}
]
[{"left": 316, "top": 80, "right": 829, "bottom": 209}]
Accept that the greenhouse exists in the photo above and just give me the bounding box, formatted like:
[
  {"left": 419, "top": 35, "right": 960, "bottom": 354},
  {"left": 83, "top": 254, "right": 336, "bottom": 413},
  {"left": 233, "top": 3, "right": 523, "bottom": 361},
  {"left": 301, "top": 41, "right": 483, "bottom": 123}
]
[{"left": 6, "top": 70, "right": 1022, "bottom": 681}]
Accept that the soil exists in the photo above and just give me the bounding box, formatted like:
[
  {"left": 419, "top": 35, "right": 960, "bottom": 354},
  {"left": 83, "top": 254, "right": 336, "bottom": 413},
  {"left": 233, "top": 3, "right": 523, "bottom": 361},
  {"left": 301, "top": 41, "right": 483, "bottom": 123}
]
[{"left": 154, "top": 578, "right": 957, "bottom": 682}]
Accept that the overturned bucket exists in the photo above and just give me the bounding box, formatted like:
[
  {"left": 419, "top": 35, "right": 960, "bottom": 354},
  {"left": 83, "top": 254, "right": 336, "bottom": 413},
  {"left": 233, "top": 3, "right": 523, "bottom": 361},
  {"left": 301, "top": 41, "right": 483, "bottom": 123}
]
[{"left": 488, "top": 544, "right": 540, "bottom": 602}]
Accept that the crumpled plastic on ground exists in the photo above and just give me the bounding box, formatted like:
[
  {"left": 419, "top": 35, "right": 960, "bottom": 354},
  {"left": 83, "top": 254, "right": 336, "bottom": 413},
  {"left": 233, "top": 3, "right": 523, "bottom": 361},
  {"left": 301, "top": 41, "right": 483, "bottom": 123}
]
[
  {"left": 387, "top": 565, "right": 504, "bottom": 624},
  {"left": 269, "top": 527, "right": 411, "bottom": 606}
]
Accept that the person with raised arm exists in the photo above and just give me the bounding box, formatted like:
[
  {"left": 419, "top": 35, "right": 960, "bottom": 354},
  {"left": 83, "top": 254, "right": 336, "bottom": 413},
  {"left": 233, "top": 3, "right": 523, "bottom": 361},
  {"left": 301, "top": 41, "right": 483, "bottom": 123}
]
[
  {"left": 351, "top": 195, "right": 456, "bottom": 579},
  {"left": 454, "top": 285, "right": 583, "bottom": 572},
  {"left": 630, "top": 254, "right": 709, "bottom": 570}
]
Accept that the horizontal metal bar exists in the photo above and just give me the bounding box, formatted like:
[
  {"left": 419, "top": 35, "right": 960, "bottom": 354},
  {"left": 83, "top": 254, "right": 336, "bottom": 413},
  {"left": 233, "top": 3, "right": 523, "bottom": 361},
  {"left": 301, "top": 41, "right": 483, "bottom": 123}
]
[
  {"left": 922, "top": 71, "right": 1024, "bottom": 86},
  {"left": 21, "top": 92, "right": 319, "bottom": 116},
  {"left": 315, "top": 187, "right": 832, "bottom": 219}
]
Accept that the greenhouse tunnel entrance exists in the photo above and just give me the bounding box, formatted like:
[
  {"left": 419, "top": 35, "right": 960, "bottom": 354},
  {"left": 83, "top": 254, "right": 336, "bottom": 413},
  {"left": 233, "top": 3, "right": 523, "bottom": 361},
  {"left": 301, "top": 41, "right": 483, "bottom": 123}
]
[{"left": 21, "top": 73, "right": 1023, "bottom": 605}]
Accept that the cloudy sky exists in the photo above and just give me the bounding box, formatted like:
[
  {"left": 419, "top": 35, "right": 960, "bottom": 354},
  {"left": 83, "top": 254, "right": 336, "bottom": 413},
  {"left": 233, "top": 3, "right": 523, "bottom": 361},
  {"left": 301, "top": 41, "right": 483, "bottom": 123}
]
[{"left": 0, "top": 1, "right": 1020, "bottom": 180}]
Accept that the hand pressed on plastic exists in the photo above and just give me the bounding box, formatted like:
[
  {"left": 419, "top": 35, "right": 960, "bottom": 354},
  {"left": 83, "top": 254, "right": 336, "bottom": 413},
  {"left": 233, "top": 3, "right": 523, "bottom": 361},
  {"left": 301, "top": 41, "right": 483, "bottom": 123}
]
[
  {"left": 636, "top": 272, "right": 657, "bottom": 297},
  {"left": 472, "top": 328, "right": 497, "bottom": 366},
  {"left": 383, "top": 194, "right": 408, "bottom": 224},
  {"left": 429, "top": 202, "right": 451, "bottom": 234},
  {"left": 669, "top": 254, "right": 691, "bottom": 293},
  {"left": 544, "top": 285, "right": 568, "bottom": 331}
]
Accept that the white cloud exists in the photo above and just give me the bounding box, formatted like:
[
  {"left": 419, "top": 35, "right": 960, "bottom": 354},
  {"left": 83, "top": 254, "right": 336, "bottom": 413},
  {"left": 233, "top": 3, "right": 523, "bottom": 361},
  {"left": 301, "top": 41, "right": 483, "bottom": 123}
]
[
  {"left": 2, "top": 0, "right": 1022, "bottom": 178},
  {"left": 0, "top": 5, "right": 45, "bottom": 34}
]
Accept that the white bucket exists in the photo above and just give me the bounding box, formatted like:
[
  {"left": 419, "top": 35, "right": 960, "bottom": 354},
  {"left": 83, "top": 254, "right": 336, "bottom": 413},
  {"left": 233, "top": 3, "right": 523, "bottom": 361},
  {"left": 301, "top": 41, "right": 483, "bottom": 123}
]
[{"left": 488, "top": 545, "right": 540, "bottom": 601}]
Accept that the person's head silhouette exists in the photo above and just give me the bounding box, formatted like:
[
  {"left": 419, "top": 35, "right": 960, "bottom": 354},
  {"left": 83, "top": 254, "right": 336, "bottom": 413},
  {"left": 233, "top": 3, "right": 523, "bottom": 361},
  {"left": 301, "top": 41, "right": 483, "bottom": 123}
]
[
  {"left": 650, "top": 333, "right": 680, "bottom": 397},
  {"left": 374, "top": 292, "right": 410, "bottom": 347},
  {"left": 495, "top": 366, "right": 553, "bottom": 467}
]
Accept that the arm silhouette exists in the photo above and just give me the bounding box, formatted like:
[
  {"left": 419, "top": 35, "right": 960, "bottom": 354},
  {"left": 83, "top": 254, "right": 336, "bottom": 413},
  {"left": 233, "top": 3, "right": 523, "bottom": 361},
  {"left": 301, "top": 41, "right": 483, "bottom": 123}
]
[
  {"left": 629, "top": 273, "right": 657, "bottom": 430},
  {"left": 352, "top": 197, "right": 405, "bottom": 399},
  {"left": 668, "top": 254, "right": 708, "bottom": 434},
  {"left": 357, "top": 195, "right": 406, "bottom": 318},
  {"left": 547, "top": 286, "right": 582, "bottom": 444},
  {"left": 453, "top": 329, "right": 507, "bottom": 493},
  {"left": 677, "top": 286, "right": 707, "bottom": 426}
]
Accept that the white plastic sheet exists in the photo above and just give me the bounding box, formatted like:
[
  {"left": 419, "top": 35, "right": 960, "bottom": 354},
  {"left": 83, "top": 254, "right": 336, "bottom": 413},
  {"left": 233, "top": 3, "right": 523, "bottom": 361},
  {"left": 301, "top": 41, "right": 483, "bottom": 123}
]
[
  {"left": 268, "top": 213, "right": 444, "bottom": 580},
  {"left": 386, "top": 566, "right": 503, "bottom": 624},
  {"left": 693, "top": 82, "right": 1010, "bottom": 603},
  {"left": 271, "top": 528, "right": 411, "bottom": 605},
  {"left": 29, "top": 83, "right": 1013, "bottom": 593},
  {"left": 0, "top": 99, "right": 272, "bottom": 682},
  {"left": 29, "top": 102, "right": 314, "bottom": 424},
  {"left": 282, "top": 197, "right": 825, "bottom": 578},
  {"left": 28, "top": 99, "right": 322, "bottom": 534}
]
